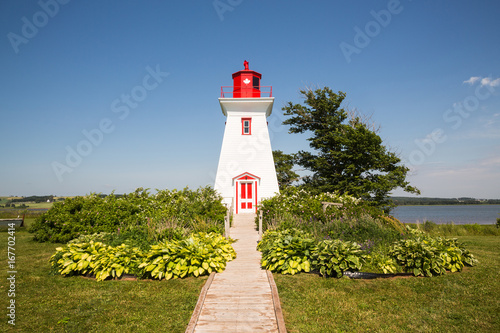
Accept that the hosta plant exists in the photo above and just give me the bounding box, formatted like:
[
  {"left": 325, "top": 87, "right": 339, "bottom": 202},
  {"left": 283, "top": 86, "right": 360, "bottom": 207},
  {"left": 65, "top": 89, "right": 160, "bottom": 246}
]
[
  {"left": 50, "top": 241, "right": 107, "bottom": 277},
  {"left": 258, "top": 229, "right": 315, "bottom": 275},
  {"left": 367, "top": 252, "right": 399, "bottom": 274},
  {"left": 390, "top": 238, "right": 445, "bottom": 277},
  {"left": 389, "top": 237, "right": 477, "bottom": 277},
  {"left": 435, "top": 237, "right": 478, "bottom": 272},
  {"left": 458, "top": 243, "right": 478, "bottom": 267},
  {"left": 312, "top": 239, "right": 367, "bottom": 277},
  {"left": 139, "top": 232, "right": 236, "bottom": 280},
  {"left": 91, "top": 244, "right": 144, "bottom": 281},
  {"left": 50, "top": 241, "right": 144, "bottom": 281}
]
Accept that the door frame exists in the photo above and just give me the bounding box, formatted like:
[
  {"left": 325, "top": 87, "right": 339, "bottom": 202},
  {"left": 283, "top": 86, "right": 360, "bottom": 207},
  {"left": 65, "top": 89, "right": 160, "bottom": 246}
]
[{"left": 233, "top": 172, "right": 260, "bottom": 214}]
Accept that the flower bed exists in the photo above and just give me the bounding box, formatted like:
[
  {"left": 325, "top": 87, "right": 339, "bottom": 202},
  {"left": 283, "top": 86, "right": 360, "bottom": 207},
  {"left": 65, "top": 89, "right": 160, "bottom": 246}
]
[
  {"left": 50, "top": 232, "right": 236, "bottom": 281},
  {"left": 256, "top": 189, "right": 478, "bottom": 277}
]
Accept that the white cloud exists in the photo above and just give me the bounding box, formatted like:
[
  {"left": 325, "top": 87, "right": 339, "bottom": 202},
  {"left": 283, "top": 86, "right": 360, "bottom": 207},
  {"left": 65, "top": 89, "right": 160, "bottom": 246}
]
[
  {"left": 463, "top": 76, "right": 480, "bottom": 85},
  {"left": 480, "top": 77, "right": 500, "bottom": 87},
  {"left": 464, "top": 76, "right": 500, "bottom": 87}
]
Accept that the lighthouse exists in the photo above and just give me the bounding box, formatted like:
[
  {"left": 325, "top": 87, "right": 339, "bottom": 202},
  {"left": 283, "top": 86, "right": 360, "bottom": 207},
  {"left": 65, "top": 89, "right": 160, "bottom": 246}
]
[{"left": 214, "top": 61, "right": 280, "bottom": 214}]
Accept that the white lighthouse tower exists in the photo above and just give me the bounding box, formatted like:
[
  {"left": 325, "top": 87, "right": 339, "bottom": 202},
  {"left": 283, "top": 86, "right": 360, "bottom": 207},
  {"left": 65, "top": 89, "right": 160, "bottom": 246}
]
[{"left": 214, "top": 61, "right": 279, "bottom": 214}]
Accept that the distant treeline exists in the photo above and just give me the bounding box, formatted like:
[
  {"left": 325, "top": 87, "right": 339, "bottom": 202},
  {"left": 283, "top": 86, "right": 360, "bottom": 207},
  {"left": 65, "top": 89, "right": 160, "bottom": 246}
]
[
  {"left": 5, "top": 194, "right": 125, "bottom": 205},
  {"left": 9, "top": 195, "right": 56, "bottom": 203},
  {"left": 391, "top": 197, "right": 500, "bottom": 206}
]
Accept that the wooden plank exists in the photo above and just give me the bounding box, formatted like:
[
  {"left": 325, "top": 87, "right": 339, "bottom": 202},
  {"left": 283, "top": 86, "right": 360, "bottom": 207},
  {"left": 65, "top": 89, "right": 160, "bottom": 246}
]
[{"left": 267, "top": 270, "right": 287, "bottom": 333}]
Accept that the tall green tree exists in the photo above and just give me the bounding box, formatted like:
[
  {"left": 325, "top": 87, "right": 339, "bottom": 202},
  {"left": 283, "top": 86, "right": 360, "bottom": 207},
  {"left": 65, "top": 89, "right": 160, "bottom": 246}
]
[
  {"left": 282, "top": 87, "right": 419, "bottom": 206},
  {"left": 272, "top": 150, "right": 299, "bottom": 190}
]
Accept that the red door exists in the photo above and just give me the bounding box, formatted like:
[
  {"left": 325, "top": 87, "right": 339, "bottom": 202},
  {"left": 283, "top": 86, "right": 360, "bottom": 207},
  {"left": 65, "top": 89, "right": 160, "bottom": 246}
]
[
  {"left": 233, "top": 172, "right": 260, "bottom": 214},
  {"left": 240, "top": 182, "right": 253, "bottom": 212}
]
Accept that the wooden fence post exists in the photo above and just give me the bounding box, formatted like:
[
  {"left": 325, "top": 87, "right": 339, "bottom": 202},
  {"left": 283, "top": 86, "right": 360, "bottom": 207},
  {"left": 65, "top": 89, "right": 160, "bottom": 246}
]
[
  {"left": 259, "top": 210, "right": 263, "bottom": 238},
  {"left": 225, "top": 204, "right": 230, "bottom": 238}
]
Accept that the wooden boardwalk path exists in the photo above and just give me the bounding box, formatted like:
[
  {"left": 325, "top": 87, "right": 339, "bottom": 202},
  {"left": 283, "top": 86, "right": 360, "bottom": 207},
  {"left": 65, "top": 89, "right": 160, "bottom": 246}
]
[{"left": 186, "top": 213, "right": 286, "bottom": 333}]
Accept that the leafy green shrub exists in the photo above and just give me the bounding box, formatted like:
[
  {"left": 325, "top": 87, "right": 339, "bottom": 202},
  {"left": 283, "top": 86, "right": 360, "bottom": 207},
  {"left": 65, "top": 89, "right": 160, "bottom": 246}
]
[
  {"left": 30, "top": 186, "right": 226, "bottom": 243},
  {"left": 92, "top": 244, "right": 144, "bottom": 281},
  {"left": 439, "top": 237, "right": 478, "bottom": 268},
  {"left": 50, "top": 241, "right": 108, "bottom": 277},
  {"left": 258, "top": 229, "right": 315, "bottom": 275},
  {"left": 139, "top": 232, "right": 236, "bottom": 280},
  {"left": 257, "top": 187, "right": 373, "bottom": 230},
  {"left": 312, "top": 239, "right": 367, "bottom": 277},
  {"left": 145, "top": 217, "right": 189, "bottom": 243},
  {"left": 256, "top": 188, "right": 405, "bottom": 249},
  {"left": 105, "top": 227, "right": 152, "bottom": 250},
  {"left": 389, "top": 237, "right": 478, "bottom": 277},
  {"left": 50, "top": 241, "right": 145, "bottom": 281},
  {"left": 366, "top": 252, "right": 399, "bottom": 274},
  {"left": 404, "top": 225, "right": 427, "bottom": 237},
  {"left": 68, "top": 232, "right": 111, "bottom": 244},
  {"left": 423, "top": 220, "right": 437, "bottom": 232},
  {"left": 327, "top": 214, "right": 402, "bottom": 249},
  {"left": 390, "top": 238, "right": 445, "bottom": 277},
  {"left": 139, "top": 187, "right": 226, "bottom": 227},
  {"left": 30, "top": 192, "right": 143, "bottom": 243},
  {"left": 68, "top": 228, "right": 152, "bottom": 251},
  {"left": 378, "top": 215, "right": 406, "bottom": 235}
]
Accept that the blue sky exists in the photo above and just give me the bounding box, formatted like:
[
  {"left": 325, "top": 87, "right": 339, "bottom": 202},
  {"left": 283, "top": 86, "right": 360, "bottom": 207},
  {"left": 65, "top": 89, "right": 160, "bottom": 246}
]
[{"left": 1, "top": 0, "right": 499, "bottom": 198}]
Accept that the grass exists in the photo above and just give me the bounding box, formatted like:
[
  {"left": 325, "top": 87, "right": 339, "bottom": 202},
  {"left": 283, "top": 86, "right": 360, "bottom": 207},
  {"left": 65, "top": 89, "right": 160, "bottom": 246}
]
[
  {"left": 274, "top": 235, "right": 500, "bottom": 332},
  {"left": 406, "top": 221, "right": 500, "bottom": 237},
  {"left": 16, "top": 202, "right": 54, "bottom": 209},
  {"left": 0, "top": 228, "right": 206, "bottom": 332}
]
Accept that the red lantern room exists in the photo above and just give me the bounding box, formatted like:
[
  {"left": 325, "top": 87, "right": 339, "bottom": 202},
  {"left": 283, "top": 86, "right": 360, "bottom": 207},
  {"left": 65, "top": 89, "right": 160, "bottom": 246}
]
[
  {"left": 220, "top": 61, "right": 272, "bottom": 98},
  {"left": 232, "top": 60, "right": 261, "bottom": 98}
]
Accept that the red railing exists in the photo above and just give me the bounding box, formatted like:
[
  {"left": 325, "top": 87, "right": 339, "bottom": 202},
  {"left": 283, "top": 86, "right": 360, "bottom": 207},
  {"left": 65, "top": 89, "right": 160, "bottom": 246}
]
[{"left": 220, "top": 86, "right": 273, "bottom": 98}]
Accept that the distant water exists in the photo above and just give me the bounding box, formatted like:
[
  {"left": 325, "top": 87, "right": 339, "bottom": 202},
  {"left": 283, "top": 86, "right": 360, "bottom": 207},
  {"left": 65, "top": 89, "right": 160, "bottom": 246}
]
[{"left": 392, "top": 205, "right": 500, "bottom": 225}]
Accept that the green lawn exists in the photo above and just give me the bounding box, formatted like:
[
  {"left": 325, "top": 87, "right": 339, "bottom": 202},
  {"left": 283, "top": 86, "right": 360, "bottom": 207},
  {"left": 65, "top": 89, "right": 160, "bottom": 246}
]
[
  {"left": 19, "top": 202, "right": 53, "bottom": 209},
  {"left": 274, "top": 236, "right": 500, "bottom": 332},
  {"left": 0, "top": 229, "right": 205, "bottom": 332}
]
